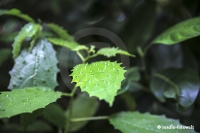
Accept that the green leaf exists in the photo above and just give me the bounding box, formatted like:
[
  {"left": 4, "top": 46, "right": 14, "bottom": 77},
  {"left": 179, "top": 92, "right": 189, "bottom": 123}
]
[
  {"left": 118, "top": 67, "right": 141, "bottom": 95},
  {"left": 0, "top": 48, "right": 11, "bottom": 66},
  {"left": 65, "top": 95, "right": 99, "bottom": 132},
  {"left": 20, "top": 109, "right": 43, "bottom": 131},
  {"left": 153, "top": 17, "right": 200, "bottom": 45},
  {"left": 12, "top": 23, "right": 41, "bottom": 58},
  {"left": 109, "top": 112, "right": 196, "bottom": 133},
  {"left": 47, "top": 23, "right": 73, "bottom": 40},
  {"left": 71, "top": 61, "right": 126, "bottom": 106},
  {"left": 150, "top": 68, "right": 200, "bottom": 111},
  {"left": 0, "top": 87, "right": 62, "bottom": 118},
  {"left": 97, "top": 47, "right": 135, "bottom": 58},
  {"left": 43, "top": 103, "right": 66, "bottom": 128},
  {"left": 47, "top": 38, "right": 77, "bottom": 49},
  {"left": 8, "top": 39, "right": 59, "bottom": 90},
  {"left": 0, "top": 8, "right": 34, "bottom": 22}
]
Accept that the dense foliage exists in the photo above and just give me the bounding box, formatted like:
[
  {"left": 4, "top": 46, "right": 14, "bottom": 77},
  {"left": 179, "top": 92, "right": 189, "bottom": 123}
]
[{"left": 0, "top": 0, "right": 200, "bottom": 133}]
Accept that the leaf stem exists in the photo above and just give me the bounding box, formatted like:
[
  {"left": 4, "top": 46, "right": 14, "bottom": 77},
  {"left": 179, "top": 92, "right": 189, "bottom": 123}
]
[
  {"left": 62, "top": 92, "right": 72, "bottom": 97},
  {"left": 70, "top": 116, "right": 108, "bottom": 122},
  {"left": 64, "top": 86, "right": 78, "bottom": 133},
  {"left": 76, "top": 51, "right": 85, "bottom": 63}
]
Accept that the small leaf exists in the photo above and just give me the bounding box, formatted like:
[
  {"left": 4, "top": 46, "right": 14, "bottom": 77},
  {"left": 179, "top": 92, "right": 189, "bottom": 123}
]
[
  {"left": 47, "top": 23, "right": 73, "bottom": 40},
  {"left": 0, "top": 8, "right": 35, "bottom": 22},
  {"left": 0, "top": 48, "right": 11, "bottom": 66},
  {"left": 153, "top": 17, "right": 200, "bottom": 45},
  {"left": 150, "top": 68, "right": 200, "bottom": 111},
  {"left": 43, "top": 103, "right": 66, "bottom": 128},
  {"left": 12, "top": 23, "right": 41, "bottom": 58},
  {"left": 65, "top": 95, "right": 99, "bottom": 132},
  {"left": 8, "top": 39, "right": 59, "bottom": 90},
  {"left": 20, "top": 109, "right": 43, "bottom": 131},
  {"left": 0, "top": 87, "right": 62, "bottom": 118},
  {"left": 71, "top": 61, "right": 126, "bottom": 106},
  {"left": 109, "top": 112, "right": 196, "bottom": 133},
  {"left": 97, "top": 47, "right": 135, "bottom": 58},
  {"left": 47, "top": 38, "right": 80, "bottom": 50}
]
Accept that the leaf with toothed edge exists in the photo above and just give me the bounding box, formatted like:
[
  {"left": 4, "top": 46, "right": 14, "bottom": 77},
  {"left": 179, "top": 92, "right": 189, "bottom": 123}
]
[
  {"left": 0, "top": 87, "right": 62, "bottom": 119},
  {"left": 109, "top": 112, "right": 196, "bottom": 133},
  {"left": 8, "top": 39, "right": 59, "bottom": 90},
  {"left": 97, "top": 47, "right": 135, "bottom": 58},
  {"left": 47, "top": 23, "right": 73, "bottom": 40},
  {"left": 71, "top": 61, "right": 126, "bottom": 106},
  {"left": 47, "top": 38, "right": 88, "bottom": 51},
  {"left": 12, "top": 23, "right": 41, "bottom": 58},
  {"left": 0, "top": 8, "right": 35, "bottom": 22}
]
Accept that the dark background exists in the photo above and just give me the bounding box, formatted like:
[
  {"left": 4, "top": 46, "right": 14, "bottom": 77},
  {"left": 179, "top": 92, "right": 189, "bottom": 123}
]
[{"left": 0, "top": 0, "right": 200, "bottom": 133}]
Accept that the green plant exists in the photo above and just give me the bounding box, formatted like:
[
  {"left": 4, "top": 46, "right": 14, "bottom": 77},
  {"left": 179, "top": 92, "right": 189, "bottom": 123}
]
[{"left": 0, "top": 8, "right": 199, "bottom": 133}]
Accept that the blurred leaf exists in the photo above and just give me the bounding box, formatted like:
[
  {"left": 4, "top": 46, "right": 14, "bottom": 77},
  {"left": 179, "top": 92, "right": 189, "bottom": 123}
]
[
  {"left": 8, "top": 39, "right": 59, "bottom": 90},
  {"left": 12, "top": 23, "right": 41, "bottom": 58},
  {"left": 118, "top": 67, "right": 141, "bottom": 94},
  {"left": 0, "top": 87, "right": 62, "bottom": 118},
  {"left": 1, "top": 121, "right": 53, "bottom": 132},
  {"left": 25, "top": 121, "right": 53, "bottom": 132},
  {"left": 153, "top": 17, "right": 200, "bottom": 45},
  {"left": 65, "top": 95, "right": 99, "bottom": 132},
  {"left": 20, "top": 109, "right": 43, "bottom": 131},
  {"left": 150, "top": 68, "right": 200, "bottom": 111},
  {"left": 71, "top": 61, "right": 126, "bottom": 106},
  {"left": 148, "top": 44, "right": 198, "bottom": 74},
  {"left": 0, "top": 32, "right": 18, "bottom": 42},
  {"left": 120, "top": 92, "right": 136, "bottom": 111},
  {"left": 0, "top": 8, "right": 35, "bottom": 22},
  {"left": 109, "top": 111, "right": 196, "bottom": 133},
  {"left": 47, "top": 23, "right": 73, "bottom": 40},
  {"left": 97, "top": 47, "right": 135, "bottom": 58},
  {"left": 0, "top": 48, "right": 11, "bottom": 66},
  {"left": 43, "top": 103, "right": 66, "bottom": 128},
  {"left": 123, "top": 0, "right": 156, "bottom": 52}
]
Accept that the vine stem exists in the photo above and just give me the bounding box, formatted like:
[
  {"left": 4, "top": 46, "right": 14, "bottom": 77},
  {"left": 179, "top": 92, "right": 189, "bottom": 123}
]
[
  {"left": 76, "top": 51, "right": 85, "bottom": 63},
  {"left": 64, "top": 86, "right": 78, "bottom": 133},
  {"left": 70, "top": 116, "right": 109, "bottom": 122},
  {"left": 62, "top": 92, "right": 72, "bottom": 97}
]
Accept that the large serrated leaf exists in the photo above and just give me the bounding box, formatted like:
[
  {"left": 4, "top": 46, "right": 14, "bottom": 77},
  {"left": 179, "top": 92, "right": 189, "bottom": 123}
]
[
  {"left": 150, "top": 68, "right": 200, "bottom": 111},
  {"left": 0, "top": 8, "right": 34, "bottom": 22},
  {"left": 12, "top": 23, "right": 41, "bottom": 58},
  {"left": 71, "top": 61, "right": 126, "bottom": 106},
  {"left": 153, "top": 17, "right": 200, "bottom": 45},
  {"left": 0, "top": 87, "right": 62, "bottom": 118},
  {"left": 109, "top": 112, "right": 196, "bottom": 133},
  {"left": 47, "top": 23, "right": 73, "bottom": 40},
  {"left": 8, "top": 39, "right": 59, "bottom": 90},
  {"left": 97, "top": 47, "right": 135, "bottom": 58},
  {"left": 65, "top": 95, "right": 99, "bottom": 132}
]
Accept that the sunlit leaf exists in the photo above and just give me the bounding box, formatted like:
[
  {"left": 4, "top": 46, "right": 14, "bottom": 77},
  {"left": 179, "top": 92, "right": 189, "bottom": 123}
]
[
  {"left": 71, "top": 61, "right": 126, "bottom": 106},
  {"left": 153, "top": 17, "right": 200, "bottom": 45},
  {"left": 97, "top": 47, "right": 135, "bottom": 58},
  {"left": 109, "top": 112, "right": 196, "bottom": 133},
  {"left": 0, "top": 87, "right": 62, "bottom": 118},
  {"left": 8, "top": 39, "right": 59, "bottom": 90},
  {"left": 12, "top": 23, "right": 41, "bottom": 58},
  {"left": 0, "top": 8, "right": 34, "bottom": 22},
  {"left": 150, "top": 68, "right": 200, "bottom": 111}
]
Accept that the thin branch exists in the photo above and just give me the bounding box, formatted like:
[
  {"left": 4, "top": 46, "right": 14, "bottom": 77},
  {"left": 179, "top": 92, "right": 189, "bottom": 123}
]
[{"left": 70, "top": 116, "right": 109, "bottom": 122}]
